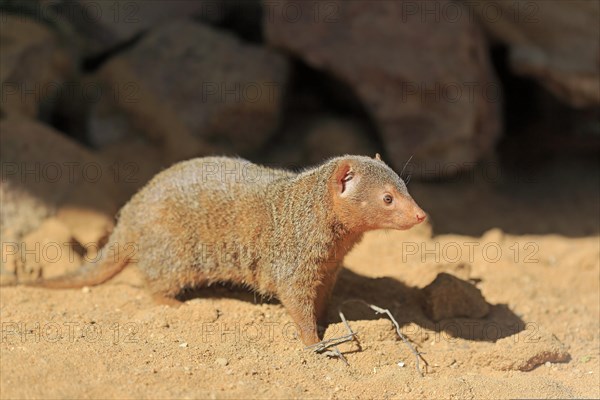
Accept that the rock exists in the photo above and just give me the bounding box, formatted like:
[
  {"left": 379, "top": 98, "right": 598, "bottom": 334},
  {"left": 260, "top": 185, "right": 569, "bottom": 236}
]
[
  {"left": 0, "top": 16, "right": 74, "bottom": 118},
  {"left": 431, "top": 263, "right": 473, "bottom": 282},
  {"left": 49, "top": 0, "right": 226, "bottom": 57},
  {"left": 464, "top": 0, "right": 599, "bottom": 107},
  {"left": 55, "top": 208, "right": 113, "bottom": 246},
  {"left": 88, "top": 21, "right": 289, "bottom": 161},
  {"left": 303, "top": 117, "right": 377, "bottom": 165},
  {"left": 264, "top": 0, "right": 500, "bottom": 178},
  {"left": 0, "top": 118, "right": 117, "bottom": 276},
  {"left": 15, "top": 218, "right": 83, "bottom": 280},
  {"left": 422, "top": 273, "right": 490, "bottom": 321},
  {"left": 474, "top": 327, "right": 571, "bottom": 371},
  {"left": 264, "top": 116, "right": 377, "bottom": 168}
]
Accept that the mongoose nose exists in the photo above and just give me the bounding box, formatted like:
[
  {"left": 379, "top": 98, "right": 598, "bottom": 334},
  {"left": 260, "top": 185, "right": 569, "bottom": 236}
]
[{"left": 416, "top": 213, "right": 426, "bottom": 223}]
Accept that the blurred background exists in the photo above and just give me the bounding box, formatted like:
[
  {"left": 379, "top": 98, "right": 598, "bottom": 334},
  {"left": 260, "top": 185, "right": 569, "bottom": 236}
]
[{"left": 1, "top": 0, "right": 599, "bottom": 276}]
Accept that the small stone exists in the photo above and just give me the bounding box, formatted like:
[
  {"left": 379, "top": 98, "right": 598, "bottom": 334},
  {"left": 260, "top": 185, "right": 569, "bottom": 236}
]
[
  {"left": 397, "top": 362, "right": 405, "bottom": 368},
  {"left": 422, "top": 273, "right": 490, "bottom": 321},
  {"left": 179, "top": 342, "right": 188, "bottom": 348},
  {"left": 82, "top": 286, "right": 91, "bottom": 293},
  {"left": 215, "top": 357, "right": 229, "bottom": 367}
]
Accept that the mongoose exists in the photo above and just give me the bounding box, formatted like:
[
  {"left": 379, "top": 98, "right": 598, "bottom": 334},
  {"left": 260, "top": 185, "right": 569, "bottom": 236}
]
[{"left": 28, "top": 154, "right": 426, "bottom": 346}]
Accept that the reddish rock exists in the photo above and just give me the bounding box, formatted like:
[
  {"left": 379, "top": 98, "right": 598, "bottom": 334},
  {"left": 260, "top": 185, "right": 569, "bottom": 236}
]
[
  {"left": 51, "top": 0, "right": 226, "bottom": 56},
  {"left": 0, "top": 16, "right": 74, "bottom": 118},
  {"left": 88, "top": 21, "right": 289, "bottom": 161},
  {"left": 303, "top": 117, "right": 377, "bottom": 165},
  {"left": 465, "top": 0, "right": 599, "bottom": 107},
  {"left": 264, "top": 0, "right": 500, "bottom": 178}
]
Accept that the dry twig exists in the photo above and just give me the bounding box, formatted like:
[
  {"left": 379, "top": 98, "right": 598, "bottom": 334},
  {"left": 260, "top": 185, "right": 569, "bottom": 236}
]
[
  {"left": 339, "top": 299, "right": 428, "bottom": 376},
  {"left": 305, "top": 332, "right": 357, "bottom": 353}
]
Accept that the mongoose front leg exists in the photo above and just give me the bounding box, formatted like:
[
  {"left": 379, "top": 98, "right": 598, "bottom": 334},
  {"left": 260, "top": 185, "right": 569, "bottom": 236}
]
[
  {"left": 315, "top": 265, "right": 341, "bottom": 329},
  {"left": 278, "top": 289, "right": 320, "bottom": 346}
]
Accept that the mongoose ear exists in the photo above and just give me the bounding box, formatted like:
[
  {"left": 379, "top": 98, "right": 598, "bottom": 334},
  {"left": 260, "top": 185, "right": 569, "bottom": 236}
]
[
  {"left": 332, "top": 160, "right": 356, "bottom": 195},
  {"left": 375, "top": 153, "right": 382, "bottom": 161}
]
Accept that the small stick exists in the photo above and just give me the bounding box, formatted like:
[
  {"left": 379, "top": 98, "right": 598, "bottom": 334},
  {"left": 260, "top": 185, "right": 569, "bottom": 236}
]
[
  {"left": 367, "top": 303, "right": 428, "bottom": 377},
  {"left": 340, "top": 299, "right": 428, "bottom": 376},
  {"left": 307, "top": 311, "right": 359, "bottom": 364},
  {"left": 338, "top": 310, "right": 353, "bottom": 336},
  {"left": 305, "top": 332, "right": 357, "bottom": 352},
  {"left": 322, "top": 346, "right": 349, "bottom": 366},
  {"left": 339, "top": 309, "right": 362, "bottom": 351}
]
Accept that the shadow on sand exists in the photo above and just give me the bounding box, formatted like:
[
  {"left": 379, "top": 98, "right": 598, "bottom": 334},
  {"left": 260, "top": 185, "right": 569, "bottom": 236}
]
[{"left": 176, "top": 267, "right": 525, "bottom": 343}]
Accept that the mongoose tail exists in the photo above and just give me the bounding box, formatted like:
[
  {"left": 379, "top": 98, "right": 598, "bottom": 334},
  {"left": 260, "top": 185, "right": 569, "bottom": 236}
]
[
  {"left": 24, "top": 232, "right": 132, "bottom": 289},
  {"left": 25, "top": 257, "right": 130, "bottom": 289}
]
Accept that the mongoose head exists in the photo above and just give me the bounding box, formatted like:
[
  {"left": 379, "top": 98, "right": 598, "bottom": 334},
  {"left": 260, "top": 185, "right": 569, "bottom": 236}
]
[{"left": 328, "top": 154, "right": 426, "bottom": 232}]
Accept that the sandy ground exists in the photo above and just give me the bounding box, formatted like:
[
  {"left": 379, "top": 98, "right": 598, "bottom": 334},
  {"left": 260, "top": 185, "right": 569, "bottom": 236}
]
[{"left": 1, "top": 158, "right": 599, "bottom": 399}]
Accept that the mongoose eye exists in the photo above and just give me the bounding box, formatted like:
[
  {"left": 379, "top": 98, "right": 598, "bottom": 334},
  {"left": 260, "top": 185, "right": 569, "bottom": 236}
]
[
  {"left": 383, "top": 194, "right": 393, "bottom": 204},
  {"left": 342, "top": 173, "right": 353, "bottom": 182}
]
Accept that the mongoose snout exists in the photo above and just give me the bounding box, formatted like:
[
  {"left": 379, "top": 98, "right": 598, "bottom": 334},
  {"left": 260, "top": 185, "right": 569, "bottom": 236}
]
[
  {"left": 396, "top": 194, "right": 427, "bottom": 228},
  {"left": 28, "top": 153, "right": 426, "bottom": 347}
]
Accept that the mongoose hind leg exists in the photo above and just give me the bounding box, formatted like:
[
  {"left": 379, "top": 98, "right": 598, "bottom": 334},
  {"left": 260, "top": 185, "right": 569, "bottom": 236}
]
[
  {"left": 146, "top": 278, "right": 183, "bottom": 308},
  {"left": 152, "top": 292, "right": 184, "bottom": 308}
]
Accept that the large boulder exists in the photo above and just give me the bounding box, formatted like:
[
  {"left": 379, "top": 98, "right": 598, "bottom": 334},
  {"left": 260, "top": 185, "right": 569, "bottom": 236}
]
[
  {"left": 263, "top": 116, "right": 378, "bottom": 167},
  {"left": 303, "top": 117, "right": 377, "bottom": 165},
  {"left": 0, "top": 15, "right": 74, "bottom": 118},
  {"left": 464, "top": 0, "right": 599, "bottom": 108},
  {"left": 88, "top": 21, "right": 289, "bottom": 161},
  {"left": 264, "top": 0, "right": 501, "bottom": 178},
  {"left": 46, "top": 0, "right": 227, "bottom": 56},
  {"left": 1, "top": 118, "right": 117, "bottom": 281}
]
